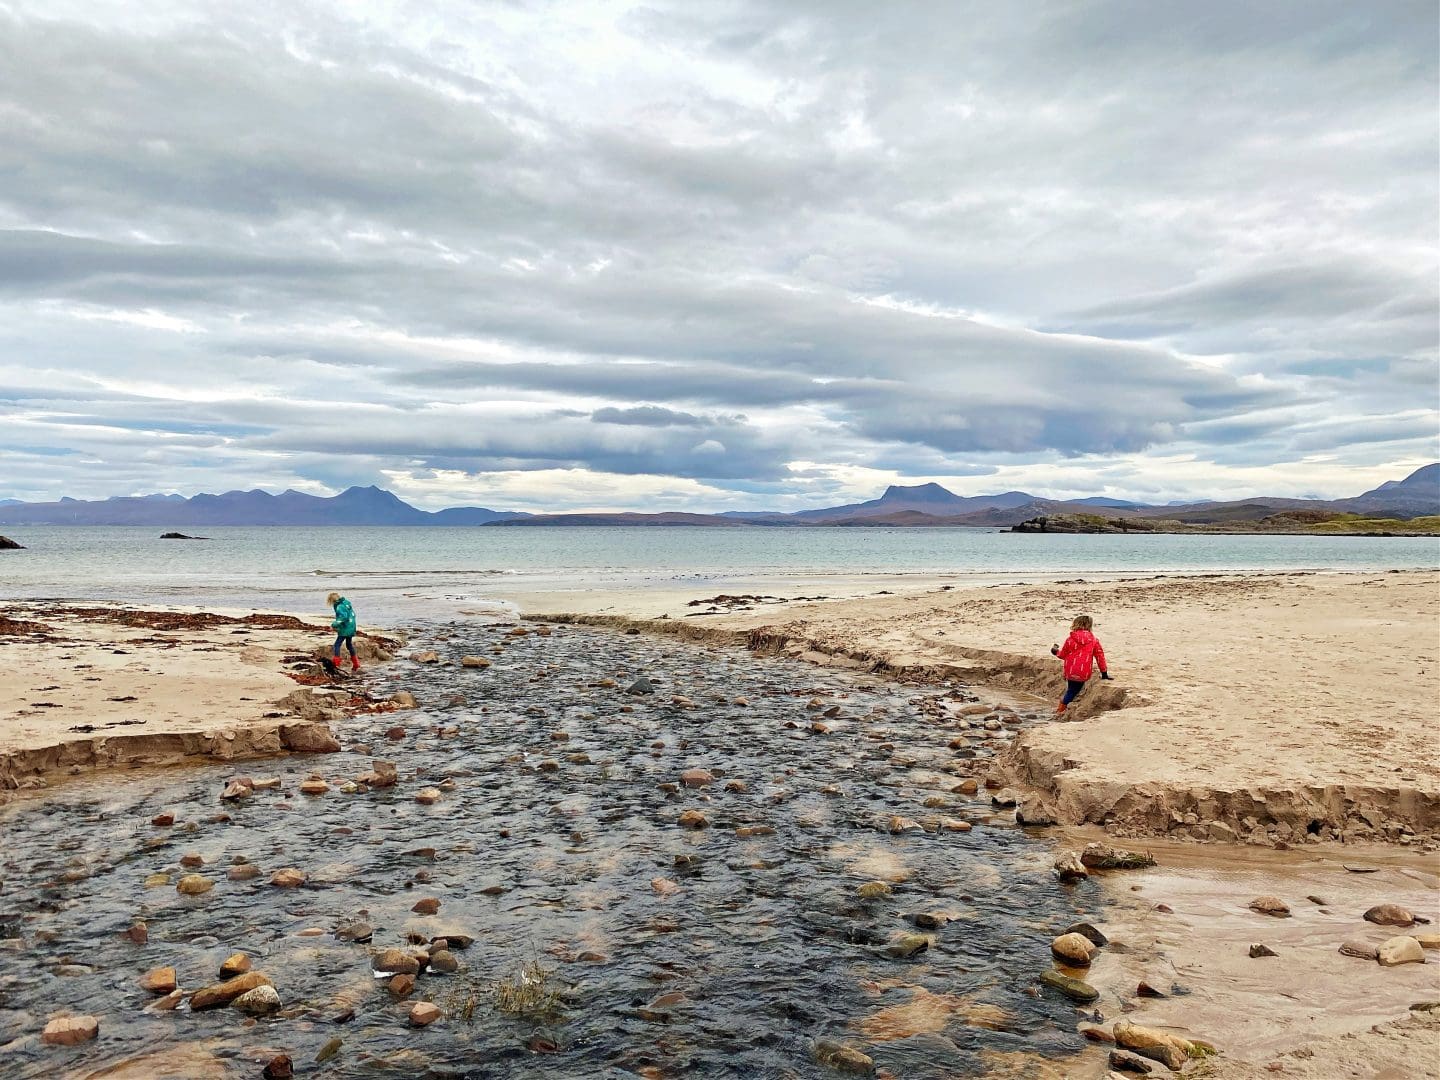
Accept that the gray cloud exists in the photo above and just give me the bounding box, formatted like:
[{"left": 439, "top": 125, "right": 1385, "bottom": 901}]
[{"left": 0, "top": 1, "right": 1434, "bottom": 507}]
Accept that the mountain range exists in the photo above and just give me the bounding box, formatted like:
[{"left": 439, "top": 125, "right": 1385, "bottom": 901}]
[{"left": 0, "top": 465, "right": 1435, "bottom": 529}]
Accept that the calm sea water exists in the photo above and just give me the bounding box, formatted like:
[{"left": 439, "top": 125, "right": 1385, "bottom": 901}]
[{"left": 1, "top": 526, "right": 1435, "bottom": 621}]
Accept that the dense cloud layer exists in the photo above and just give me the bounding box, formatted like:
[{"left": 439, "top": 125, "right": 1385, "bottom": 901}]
[{"left": 0, "top": 1, "right": 1435, "bottom": 509}]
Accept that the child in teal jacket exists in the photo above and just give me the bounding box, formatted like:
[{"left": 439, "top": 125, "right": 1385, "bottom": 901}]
[{"left": 327, "top": 591, "right": 359, "bottom": 671}]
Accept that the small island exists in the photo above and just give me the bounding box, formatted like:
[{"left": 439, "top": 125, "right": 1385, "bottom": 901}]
[
  {"left": 0, "top": 535, "right": 24, "bottom": 549},
  {"left": 1010, "top": 510, "right": 1440, "bottom": 536},
  {"left": 159, "top": 532, "right": 210, "bottom": 540}
]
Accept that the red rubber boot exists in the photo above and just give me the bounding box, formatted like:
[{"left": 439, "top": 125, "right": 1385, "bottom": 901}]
[{"left": 351, "top": 655, "right": 361, "bottom": 672}]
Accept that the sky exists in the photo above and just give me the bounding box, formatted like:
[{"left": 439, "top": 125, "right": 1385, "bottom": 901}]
[{"left": 1, "top": 0, "right": 1436, "bottom": 512}]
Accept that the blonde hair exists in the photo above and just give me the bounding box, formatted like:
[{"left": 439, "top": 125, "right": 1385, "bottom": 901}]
[
  {"left": 326, "top": 592, "right": 341, "bottom": 606},
  {"left": 1071, "top": 615, "right": 1093, "bottom": 631}
]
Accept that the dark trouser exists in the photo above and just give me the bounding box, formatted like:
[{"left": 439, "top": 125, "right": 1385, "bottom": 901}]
[
  {"left": 333, "top": 633, "right": 356, "bottom": 659},
  {"left": 1061, "top": 679, "right": 1087, "bottom": 705}
]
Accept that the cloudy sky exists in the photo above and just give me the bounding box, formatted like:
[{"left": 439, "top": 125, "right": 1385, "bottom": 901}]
[{"left": 1, "top": 1, "right": 1436, "bottom": 511}]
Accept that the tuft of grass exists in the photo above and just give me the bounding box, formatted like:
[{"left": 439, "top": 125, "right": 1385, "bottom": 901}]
[{"left": 493, "top": 957, "right": 564, "bottom": 1020}]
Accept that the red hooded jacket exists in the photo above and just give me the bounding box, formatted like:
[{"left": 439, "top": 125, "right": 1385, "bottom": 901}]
[{"left": 1056, "top": 629, "right": 1106, "bottom": 682}]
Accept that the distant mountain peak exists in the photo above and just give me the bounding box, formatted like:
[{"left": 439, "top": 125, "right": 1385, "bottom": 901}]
[{"left": 880, "top": 482, "right": 957, "bottom": 502}]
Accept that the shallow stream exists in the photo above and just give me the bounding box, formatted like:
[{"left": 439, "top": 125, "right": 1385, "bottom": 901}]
[{"left": 0, "top": 622, "right": 1103, "bottom": 1079}]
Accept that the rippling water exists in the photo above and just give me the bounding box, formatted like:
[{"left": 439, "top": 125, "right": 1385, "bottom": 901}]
[
  {"left": 0, "top": 622, "right": 1103, "bottom": 1079},
  {"left": 1, "top": 526, "right": 1434, "bottom": 623}
]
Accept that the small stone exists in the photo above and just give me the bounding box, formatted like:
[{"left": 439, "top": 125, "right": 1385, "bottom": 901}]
[
  {"left": 954, "top": 779, "right": 980, "bottom": 795},
  {"left": 1112, "top": 1020, "right": 1197, "bottom": 1071},
  {"left": 227, "top": 863, "right": 260, "bottom": 881},
  {"left": 678, "top": 810, "right": 709, "bottom": 829},
  {"left": 1054, "top": 852, "right": 1088, "bottom": 881},
  {"left": 151, "top": 813, "right": 174, "bottom": 827},
  {"left": 887, "top": 815, "right": 921, "bottom": 834},
  {"left": 1136, "top": 981, "right": 1166, "bottom": 998},
  {"left": 651, "top": 877, "right": 681, "bottom": 897},
  {"left": 857, "top": 881, "right": 892, "bottom": 899},
  {"left": 147, "top": 990, "right": 183, "bottom": 1012},
  {"left": 1248, "top": 896, "right": 1290, "bottom": 917},
  {"left": 1207, "top": 821, "right": 1238, "bottom": 843},
  {"left": 913, "top": 912, "right": 950, "bottom": 930},
  {"left": 883, "top": 933, "right": 930, "bottom": 958},
  {"left": 411, "top": 650, "right": 440, "bottom": 664},
  {"left": 1249, "top": 943, "right": 1279, "bottom": 958},
  {"left": 460, "top": 656, "right": 491, "bottom": 668},
  {"left": 1416, "top": 933, "right": 1440, "bottom": 951},
  {"left": 219, "top": 952, "right": 251, "bottom": 977},
  {"left": 1109, "top": 1049, "right": 1154, "bottom": 1074},
  {"left": 813, "top": 1038, "right": 875, "bottom": 1074},
  {"left": 220, "top": 778, "right": 254, "bottom": 800},
  {"left": 262, "top": 1055, "right": 294, "bottom": 1080},
  {"left": 390, "top": 690, "right": 418, "bottom": 708},
  {"left": 179, "top": 853, "right": 204, "bottom": 868},
  {"left": 374, "top": 948, "right": 421, "bottom": 975},
  {"left": 139, "top": 966, "right": 177, "bottom": 995},
  {"left": 409, "top": 1001, "right": 441, "bottom": 1027},
  {"left": 428, "top": 948, "right": 459, "bottom": 973},
  {"left": 415, "top": 787, "right": 443, "bottom": 804},
  {"left": 1080, "top": 1023, "right": 1116, "bottom": 1043},
  {"left": 316, "top": 1036, "right": 343, "bottom": 1063},
  {"left": 124, "top": 922, "right": 148, "bottom": 945},
  {"left": 1065, "top": 922, "right": 1109, "bottom": 947},
  {"left": 1051, "top": 933, "right": 1097, "bottom": 966},
  {"left": 1038, "top": 969, "right": 1099, "bottom": 1003},
  {"left": 1340, "top": 940, "right": 1380, "bottom": 961},
  {"left": 990, "top": 789, "right": 1018, "bottom": 808},
  {"left": 388, "top": 973, "right": 415, "bottom": 998},
  {"left": 1377, "top": 936, "right": 1425, "bottom": 966},
  {"left": 681, "top": 768, "right": 714, "bottom": 788},
  {"left": 300, "top": 778, "right": 330, "bottom": 796},
  {"left": 233, "top": 984, "right": 282, "bottom": 1016},
  {"left": 144, "top": 872, "right": 170, "bottom": 888},
  {"left": 41, "top": 1016, "right": 99, "bottom": 1045},
  {"left": 190, "top": 971, "right": 273, "bottom": 1010},
  {"left": 176, "top": 874, "right": 213, "bottom": 896},
  {"left": 1365, "top": 904, "right": 1417, "bottom": 927},
  {"left": 412, "top": 897, "right": 440, "bottom": 915},
  {"left": 270, "top": 868, "right": 306, "bottom": 888}
]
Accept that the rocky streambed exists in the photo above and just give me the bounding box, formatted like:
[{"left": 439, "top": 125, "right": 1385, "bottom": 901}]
[{"left": 0, "top": 621, "right": 1114, "bottom": 1079}]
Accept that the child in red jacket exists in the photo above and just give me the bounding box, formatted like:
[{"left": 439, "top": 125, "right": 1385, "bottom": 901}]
[{"left": 1050, "top": 615, "right": 1112, "bottom": 714}]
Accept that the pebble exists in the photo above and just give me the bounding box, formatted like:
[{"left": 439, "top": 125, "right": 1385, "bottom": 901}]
[
  {"left": 219, "top": 952, "right": 251, "bottom": 977},
  {"left": 1365, "top": 903, "right": 1417, "bottom": 927},
  {"left": 409, "top": 1001, "right": 442, "bottom": 1027},
  {"left": 1038, "top": 969, "right": 1099, "bottom": 1003},
  {"left": 1249, "top": 943, "right": 1279, "bottom": 958},
  {"left": 412, "top": 897, "right": 441, "bottom": 915},
  {"left": 263, "top": 1055, "right": 294, "bottom": 1080},
  {"left": 681, "top": 768, "right": 714, "bottom": 788},
  {"left": 150, "top": 813, "right": 174, "bottom": 827},
  {"left": 227, "top": 863, "right": 261, "bottom": 882},
  {"left": 233, "top": 984, "right": 282, "bottom": 1015},
  {"left": 176, "top": 874, "right": 213, "bottom": 896},
  {"left": 316, "top": 1036, "right": 342, "bottom": 1063},
  {"left": 1054, "top": 852, "right": 1088, "bottom": 881},
  {"left": 270, "top": 868, "right": 306, "bottom": 888},
  {"left": 1051, "top": 932, "right": 1097, "bottom": 966},
  {"left": 678, "top": 810, "right": 709, "bottom": 829},
  {"left": 138, "top": 966, "right": 177, "bottom": 994},
  {"left": 857, "top": 881, "right": 892, "bottom": 900},
  {"left": 41, "top": 1016, "right": 99, "bottom": 1046},
  {"left": 1248, "top": 896, "right": 1290, "bottom": 917},
  {"left": 389, "top": 973, "right": 416, "bottom": 998},
  {"left": 300, "top": 778, "right": 330, "bottom": 796},
  {"left": 374, "top": 948, "right": 421, "bottom": 975},
  {"left": 1340, "top": 940, "right": 1380, "bottom": 961},
  {"left": 813, "top": 1039, "right": 875, "bottom": 1074},
  {"left": 428, "top": 948, "right": 459, "bottom": 973}
]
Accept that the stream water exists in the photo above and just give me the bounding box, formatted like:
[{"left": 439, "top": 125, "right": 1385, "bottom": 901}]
[{"left": 0, "top": 622, "right": 1104, "bottom": 1079}]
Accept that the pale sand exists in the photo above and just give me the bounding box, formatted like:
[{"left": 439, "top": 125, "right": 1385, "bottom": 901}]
[{"left": 0, "top": 605, "right": 366, "bottom": 788}]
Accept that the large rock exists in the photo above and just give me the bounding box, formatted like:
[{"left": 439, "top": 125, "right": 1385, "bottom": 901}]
[
  {"left": 374, "top": 948, "right": 421, "bottom": 975},
  {"left": 191, "top": 971, "right": 273, "bottom": 1010},
  {"left": 1080, "top": 843, "right": 1155, "bottom": 870},
  {"left": 1248, "top": 896, "right": 1290, "bottom": 917},
  {"left": 1377, "top": 936, "right": 1425, "bottom": 967},
  {"left": 1051, "top": 932, "right": 1097, "bottom": 966},
  {"left": 813, "top": 1038, "right": 875, "bottom": 1075},
  {"left": 1365, "top": 904, "right": 1417, "bottom": 927},
  {"left": 359, "top": 759, "right": 398, "bottom": 788},
  {"left": 1015, "top": 797, "right": 1059, "bottom": 826},
  {"left": 1112, "top": 1020, "right": 1195, "bottom": 1071},
  {"left": 0, "top": 535, "right": 25, "bottom": 550},
  {"left": 1054, "top": 852, "right": 1089, "bottom": 881},
  {"left": 279, "top": 722, "right": 341, "bottom": 754},
  {"left": 41, "top": 1016, "right": 98, "bottom": 1045}
]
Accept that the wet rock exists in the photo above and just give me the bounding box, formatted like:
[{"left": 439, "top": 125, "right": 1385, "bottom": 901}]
[
  {"left": 1248, "top": 896, "right": 1290, "bottom": 918},
  {"left": 1112, "top": 1020, "right": 1196, "bottom": 1070},
  {"left": 385, "top": 726, "right": 407, "bottom": 740},
  {"left": 428, "top": 948, "right": 459, "bottom": 973},
  {"left": 139, "top": 966, "right": 177, "bottom": 994},
  {"left": 1378, "top": 936, "right": 1425, "bottom": 966},
  {"left": 316, "top": 1036, "right": 342, "bottom": 1063},
  {"left": 176, "top": 874, "right": 213, "bottom": 896},
  {"left": 1039, "top": 970, "right": 1099, "bottom": 1003},
  {"left": 1136, "top": 981, "right": 1166, "bottom": 998},
  {"left": 374, "top": 948, "right": 421, "bottom": 975},
  {"left": 220, "top": 777, "right": 254, "bottom": 800},
  {"left": 1249, "top": 944, "right": 1279, "bottom": 958},
  {"left": 147, "top": 989, "right": 183, "bottom": 1012},
  {"left": 433, "top": 933, "right": 474, "bottom": 950},
  {"left": 913, "top": 912, "right": 950, "bottom": 930},
  {"left": 1109, "top": 1049, "right": 1154, "bottom": 1074},
  {"left": 1065, "top": 922, "right": 1108, "bottom": 947},
  {"left": 233, "top": 984, "right": 281, "bottom": 1016},
  {"left": 626, "top": 678, "right": 656, "bottom": 695},
  {"left": 724, "top": 779, "right": 748, "bottom": 793},
  {"left": 227, "top": 863, "right": 260, "bottom": 882},
  {"left": 41, "top": 1015, "right": 98, "bottom": 1045},
  {"left": 1015, "top": 797, "right": 1059, "bottom": 826},
  {"left": 678, "top": 810, "right": 709, "bottom": 829},
  {"left": 220, "top": 952, "right": 251, "bottom": 977},
  {"left": 460, "top": 656, "right": 491, "bottom": 668},
  {"left": 1080, "top": 842, "right": 1155, "bottom": 869},
  {"left": 651, "top": 877, "right": 681, "bottom": 897},
  {"left": 179, "top": 853, "right": 204, "bottom": 868},
  {"left": 1365, "top": 904, "right": 1417, "bottom": 927},
  {"left": 1340, "top": 941, "right": 1380, "bottom": 960},
  {"left": 1051, "top": 932, "right": 1097, "bottom": 966},
  {"left": 388, "top": 973, "right": 415, "bottom": 998},
  {"left": 990, "top": 789, "right": 1019, "bottom": 808},
  {"left": 124, "top": 921, "right": 149, "bottom": 945},
  {"left": 409, "top": 1001, "right": 441, "bottom": 1027},
  {"left": 857, "top": 881, "right": 892, "bottom": 900},
  {"left": 390, "top": 690, "right": 418, "bottom": 708},
  {"left": 412, "top": 897, "right": 440, "bottom": 915},
  {"left": 953, "top": 779, "right": 980, "bottom": 795},
  {"left": 270, "top": 868, "right": 306, "bottom": 888},
  {"left": 1054, "top": 852, "right": 1088, "bottom": 881},
  {"left": 359, "top": 759, "right": 398, "bottom": 788},
  {"left": 191, "top": 971, "right": 273, "bottom": 1010},
  {"left": 681, "top": 768, "right": 714, "bottom": 788},
  {"left": 411, "top": 650, "right": 441, "bottom": 664},
  {"left": 813, "top": 1038, "right": 875, "bottom": 1075},
  {"left": 151, "top": 813, "right": 174, "bottom": 827},
  {"left": 299, "top": 778, "right": 330, "bottom": 796},
  {"left": 939, "top": 818, "right": 972, "bottom": 832},
  {"left": 886, "top": 815, "right": 922, "bottom": 834},
  {"left": 1417, "top": 933, "right": 1440, "bottom": 951},
  {"left": 262, "top": 1055, "right": 294, "bottom": 1080},
  {"left": 1080, "top": 1023, "right": 1115, "bottom": 1043},
  {"left": 882, "top": 933, "right": 930, "bottom": 958}
]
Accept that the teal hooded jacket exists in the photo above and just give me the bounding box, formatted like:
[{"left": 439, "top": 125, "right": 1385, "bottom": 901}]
[{"left": 331, "top": 597, "right": 357, "bottom": 636}]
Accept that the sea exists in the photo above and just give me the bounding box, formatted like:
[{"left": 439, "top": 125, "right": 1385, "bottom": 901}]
[{"left": 1, "top": 525, "right": 1436, "bottom": 620}]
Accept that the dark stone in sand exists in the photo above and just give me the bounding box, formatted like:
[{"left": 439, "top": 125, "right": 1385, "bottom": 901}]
[
  {"left": 1109, "top": 1049, "right": 1154, "bottom": 1074},
  {"left": 1249, "top": 943, "right": 1278, "bottom": 958},
  {"left": 1038, "top": 969, "right": 1099, "bottom": 1003},
  {"left": 626, "top": 677, "right": 656, "bottom": 695}
]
